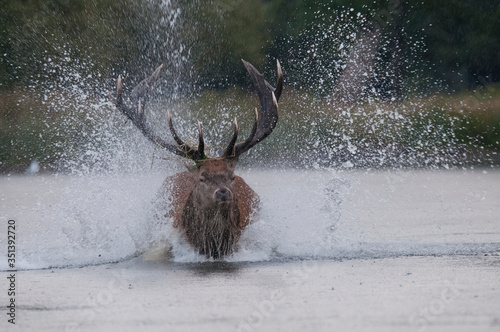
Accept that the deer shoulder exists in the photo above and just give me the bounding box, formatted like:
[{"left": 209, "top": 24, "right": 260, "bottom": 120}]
[{"left": 234, "top": 175, "right": 259, "bottom": 228}]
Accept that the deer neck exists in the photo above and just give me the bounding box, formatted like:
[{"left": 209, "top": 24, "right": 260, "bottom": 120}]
[{"left": 181, "top": 193, "right": 241, "bottom": 258}]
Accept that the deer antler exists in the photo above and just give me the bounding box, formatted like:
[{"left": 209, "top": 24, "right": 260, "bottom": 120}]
[
  {"left": 228, "top": 59, "right": 283, "bottom": 158},
  {"left": 115, "top": 65, "right": 207, "bottom": 161},
  {"left": 115, "top": 59, "right": 282, "bottom": 162}
]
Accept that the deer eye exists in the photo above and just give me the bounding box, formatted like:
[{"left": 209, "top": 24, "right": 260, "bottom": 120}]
[{"left": 199, "top": 177, "right": 206, "bottom": 183}]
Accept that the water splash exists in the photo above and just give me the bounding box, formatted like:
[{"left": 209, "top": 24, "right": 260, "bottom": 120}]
[
  {"left": 2, "top": 4, "right": 498, "bottom": 270},
  {"left": 2, "top": 168, "right": 498, "bottom": 270}
]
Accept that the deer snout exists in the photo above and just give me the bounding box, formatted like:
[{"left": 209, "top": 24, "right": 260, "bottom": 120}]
[{"left": 215, "top": 188, "right": 232, "bottom": 202}]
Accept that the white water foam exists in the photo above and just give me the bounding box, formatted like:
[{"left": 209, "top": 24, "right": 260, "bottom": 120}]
[{"left": 2, "top": 168, "right": 498, "bottom": 270}]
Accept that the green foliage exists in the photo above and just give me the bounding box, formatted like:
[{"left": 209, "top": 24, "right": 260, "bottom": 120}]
[
  {"left": 0, "top": 0, "right": 499, "bottom": 171},
  {"left": 0, "top": 90, "right": 70, "bottom": 171},
  {"left": 403, "top": 0, "right": 500, "bottom": 91},
  {"left": 0, "top": 0, "right": 179, "bottom": 89},
  {"left": 182, "top": 0, "right": 381, "bottom": 88},
  {"left": 182, "top": 0, "right": 276, "bottom": 87},
  {"left": 455, "top": 110, "right": 500, "bottom": 149},
  {"left": 1, "top": 0, "right": 498, "bottom": 90}
]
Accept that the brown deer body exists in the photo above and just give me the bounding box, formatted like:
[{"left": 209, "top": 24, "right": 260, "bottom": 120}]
[
  {"left": 163, "top": 159, "right": 258, "bottom": 258},
  {"left": 115, "top": 60, "right": 283, "bottom": 258}
]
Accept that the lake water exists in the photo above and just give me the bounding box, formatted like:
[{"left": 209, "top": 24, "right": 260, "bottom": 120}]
[
  {"left": 0, "top": 169, "right": 499, "bottom": 331},
  {"left": 1, "top": 168, "right": 499, "bottom": 269}
]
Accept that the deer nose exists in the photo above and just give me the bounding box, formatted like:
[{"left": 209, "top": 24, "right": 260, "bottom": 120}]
[{"left": 215, "top": 188, "right": 232, "bottom": 202}]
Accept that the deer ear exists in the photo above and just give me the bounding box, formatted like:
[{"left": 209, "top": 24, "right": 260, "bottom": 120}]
[{"left": 226, "top": 157, "right": 238, "bottom": 171}]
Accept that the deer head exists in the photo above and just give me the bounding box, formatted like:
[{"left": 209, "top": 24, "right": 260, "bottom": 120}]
[{"left": 114, "top": 60, "right": 283, "bottom": 258}]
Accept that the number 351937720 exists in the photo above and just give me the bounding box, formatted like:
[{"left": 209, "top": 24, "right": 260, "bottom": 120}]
[{"left": 7, "top": 220, "right": 16, "bottom": 269}]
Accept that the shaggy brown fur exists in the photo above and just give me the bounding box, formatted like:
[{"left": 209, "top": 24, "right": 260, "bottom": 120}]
[{"left": 162, "top": 159, "right": 259, "bottom": 258}]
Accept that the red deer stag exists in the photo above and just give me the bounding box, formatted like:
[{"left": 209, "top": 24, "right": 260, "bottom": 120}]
[{"left": 114, "top": 60, "right": 283, "bottom": 259}]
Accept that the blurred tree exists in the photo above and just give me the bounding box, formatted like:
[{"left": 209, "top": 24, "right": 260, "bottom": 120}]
[
  {"left": 404, "top": 0, "right": 500, "bottom": 91},
  {"left": 0, "top": 0, "right": 186, "bottom": 91},
  {"left": 181, "top": 0, "right": 276, "bottom": 88},
  {"left": 0, "top": 0, "right": 498, "bottom": 92}
]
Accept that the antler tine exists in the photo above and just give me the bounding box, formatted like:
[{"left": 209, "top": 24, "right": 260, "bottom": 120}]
[
  {"left": 116, "top": 74, "right": 128, "bottom": 114},
  {"left": 166, "top": 111, "right": 207, "bottom": 161},
  {"left": 197, "top": 121, "right": 205, "bottom": 157},
  {"left": 138, "top": 100, "right": 144, "bottom": 119},
  {"left": 248, "top": 107, "right": 259, "bottom": 142},
  {"left": 275, "top": 59, "right": 283, "bottom": 102},
  {"left": 130, "top": 64, "right": 164, "bottom": 106},
  {"left": 223, "top": 118, "right": 239, "bottom": 157},
  {"left": 117, "top": 75, "right": 123, "bottom": 99},
  {"left": 262, "top": 59, "right": 283, "bottom": 102},
  {"left": 167, "top": 111, "right": 186, "bottom": 147}
]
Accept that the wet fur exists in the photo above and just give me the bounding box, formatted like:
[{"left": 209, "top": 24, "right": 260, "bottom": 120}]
[
  {"left": 162, "top": 170, "right": 259, "bottom": 258},
  {"left": 181, "top": 195, "right": 241, "bottom": 258}
]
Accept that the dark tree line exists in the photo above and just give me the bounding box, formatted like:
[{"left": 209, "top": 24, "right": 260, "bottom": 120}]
[{"left": 0, "top": 0, "right": 499, "bottom": 93}]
